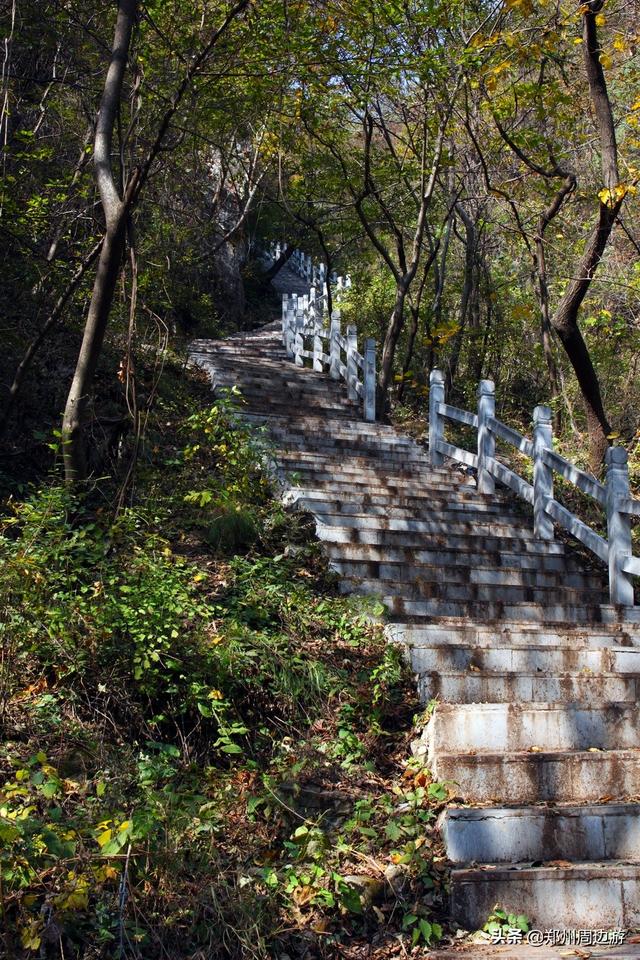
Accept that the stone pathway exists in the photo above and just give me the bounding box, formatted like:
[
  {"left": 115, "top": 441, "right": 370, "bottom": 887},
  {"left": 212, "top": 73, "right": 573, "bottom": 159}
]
[{"left": 190, "top": 314, "right": 640, "bottom": 933}]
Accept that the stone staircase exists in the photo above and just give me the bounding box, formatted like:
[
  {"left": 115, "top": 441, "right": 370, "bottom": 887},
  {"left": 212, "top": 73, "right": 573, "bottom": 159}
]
[{"left": 190, "top": 307, "right": 640, "bottom": 934}]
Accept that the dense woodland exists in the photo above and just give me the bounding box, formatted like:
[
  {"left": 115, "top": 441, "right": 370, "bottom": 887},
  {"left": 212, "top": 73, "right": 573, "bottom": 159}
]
[{"left": 0, "top": 0, "right": 639, "bottom": 956}]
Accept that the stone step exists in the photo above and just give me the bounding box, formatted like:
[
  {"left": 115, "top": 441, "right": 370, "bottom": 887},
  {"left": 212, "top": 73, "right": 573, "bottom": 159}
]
[
  {"left": 243, "top": 411, "right": 417, "bottom": 438},
  {"left": 425, "top": 702, "right": 640, "bottom": 754},
  {"left": 407, "top": 641, "right": 640, "bottom": 676},
  {"left": 278, "top": 458, "right": 457, "bottom": 483},
  {"left": 270, "top": 431, "right": 421, "bottom": 451},
  {"left": 240, "top": 400, "right": 358, "bottom": 418},
  {"left": 331, "top": 559, "right": 602, "bottom": 590},
  {"left": 276, "top": 444, "right": 431, "bottom": 465},
  {"left": 222, "top": 384, "right": 356, "bottom": 407},
  {"left": 316, "top": 525, "right": 568, "bottom": 556},
  {"left": 214, "top": 373, "right": 350, "bottom": 394},
  {"left": 383, "top": 597, "right": 619, "bottom": 623},
  {"left": 448, "top": 861, "right": 640, "bottom": 929},
  {"left": 307, "top": 503, "right": 515, "bottom": 526},
  {"left": 287, "top": 476, "right": 496, "bottom": 499},
  {"left": 440, "top": 803, "right": 640, "bottom": 864},
  {"left": 385, "top": 620, "right": 639, "bottom": 649},
  {"left": 289, "top": 491, "right": 501, "bottom": 513},
  {"left": 418, "top": 670, "right": 639, "bottom": 704},
  {"left": 324, "top": 542, "right": 580, "bottom": 571},
  {"left": 343, "top": 576, "right": 604, "bottom": 606},
  {"left": 431, "top": 747, "right": 640, "bottom": 803},
  {"left": 314, "top": 513, "right": 536, "bottom": 537}
]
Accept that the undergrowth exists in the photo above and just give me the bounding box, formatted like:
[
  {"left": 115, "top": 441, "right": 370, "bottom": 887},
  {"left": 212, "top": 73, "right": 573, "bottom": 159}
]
[{"left": 0, "top": 365, "right": 452, "bottom": 959}]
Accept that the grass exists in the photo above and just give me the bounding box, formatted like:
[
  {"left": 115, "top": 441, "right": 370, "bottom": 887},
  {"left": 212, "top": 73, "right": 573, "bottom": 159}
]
[{"left": 0, "top": 350, "right": 453, "bottom": 959}]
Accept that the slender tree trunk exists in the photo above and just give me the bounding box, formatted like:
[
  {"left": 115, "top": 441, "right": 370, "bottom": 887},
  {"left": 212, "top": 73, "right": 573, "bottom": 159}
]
[
  {"left": 61, "top": 0, "right": 138, "bottom": 483},
  {"left": 262, "top": 244, "right": 295, "bottom": 284},
  {"left": 446, "top": 207, "right": 476, "bottom": 394},
  {"left": 548, "top": 4, "right": 622, "bottom": 469},
  {"left": 60, "top": 0, "right": 249, "bottom": 482},
  {"left": 378, "top": 282, "right": 410, "bottom": 404},
  {"left": 397, "top": 305, "right": 419, "bottom": 403},
  {"left": 62, "top": 217, "right": 128, "bottom": 480}
]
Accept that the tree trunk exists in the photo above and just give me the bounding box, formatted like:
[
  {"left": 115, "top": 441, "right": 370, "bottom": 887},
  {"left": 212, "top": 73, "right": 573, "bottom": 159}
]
[
  {"left": 62, "top": 217, "right": 128, "bottom": 481},
  {"left": 446, "top": 207, "right": 476, "bottom": 394},
  {"left": 548, "top": 4, "right": 621, "bottom": 469},
  {"left": 550, "top": 202, "right": 619, "bottom": 469},
  {"left": 262, "top": 244, "right": 295, "bottom": 284},
  {"left": 378, "top": 282, "right": 409, "bottom": 405},
  {"left": 61, "top": 0, "right": 137, "bottom": 483}
]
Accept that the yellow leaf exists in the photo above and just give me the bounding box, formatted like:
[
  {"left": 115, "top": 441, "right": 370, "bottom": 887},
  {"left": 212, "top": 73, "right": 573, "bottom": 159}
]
[
  {"left": 599, "top": 52, "right": 613, "bottom": 70},
  {"left": 56, "top": 886, "right": 89, "bottom": 911},
  {"left": 606, "top": 432, "right": 620, "bottom": 440},
  {"left": 573, "top": 37, "right": 583, "bottom": 45},
  {"left": 118, "top": 820, "right": 131, "bottom": 833},
  {"left": 595, "top": 13, "right": 605, "bottom": 25},
  {"left": 20, "top": 922, "right": 42, "bottom": 951},
  {"left": 97, "top": 829, "right": 112, "bottom": 848}
]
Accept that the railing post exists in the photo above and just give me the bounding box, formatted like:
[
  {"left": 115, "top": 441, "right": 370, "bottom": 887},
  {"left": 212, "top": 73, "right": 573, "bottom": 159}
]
[
  {"left": 428, "top": 369, "right": 445, "bottom": 467},
  {"left": 285, "top": 296, "right": 296, "bottom": 359},
  {"left": 346, "top": 324, "right": 358, "bottom": 400},
  {"left": 281, "top": 293, "right": 290, "bottom": 347},
  {"left": 476, "top": 379, "right": 496, "bottom": 495},
  {"left": 606, "top": 447, "right": 634, "bottom": 606},
  {"left": 364, "top": 339, "right": 376, "bottom": 422},
  {"left": 294, "top": 300, "right": 304, "bottom": 366},
  {"left": 533, "top": 405, "right": 554, "bottom": 540},
  {"left": 312, "top": 291, "right": 323, "bottom": 372},
  {"left": 329, "top": 311, "right": 341, "bottom": 380}
]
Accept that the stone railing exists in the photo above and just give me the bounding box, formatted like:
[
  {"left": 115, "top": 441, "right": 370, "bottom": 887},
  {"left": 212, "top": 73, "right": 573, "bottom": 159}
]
[
  {"left": 429, "top": 369, "right": 640, "bottom": 606},
  {"left": 271, "top": 244, "right": 376, "bottom": 423}
]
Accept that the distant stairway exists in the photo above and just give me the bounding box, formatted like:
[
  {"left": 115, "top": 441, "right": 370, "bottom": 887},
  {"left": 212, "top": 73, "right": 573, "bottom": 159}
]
[{"left": 190, "top": 273, "right": 640, "bottom": 931}]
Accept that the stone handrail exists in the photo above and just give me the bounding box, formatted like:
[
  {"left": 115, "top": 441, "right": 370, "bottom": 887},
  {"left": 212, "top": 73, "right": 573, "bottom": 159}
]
[
  {"left": 271, "top": 244, "right": 376, "bottom": 423},
  {"left": 429, "top": 369, "right": 640, "bottom": 606}
]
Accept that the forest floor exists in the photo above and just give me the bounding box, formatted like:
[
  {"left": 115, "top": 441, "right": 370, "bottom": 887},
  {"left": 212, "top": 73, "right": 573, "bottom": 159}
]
[{"left": 0, "top": 288, "right": 463, "bottom": 960}]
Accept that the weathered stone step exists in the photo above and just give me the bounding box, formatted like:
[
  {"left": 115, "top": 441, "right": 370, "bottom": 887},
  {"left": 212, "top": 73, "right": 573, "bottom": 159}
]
[
  {"left": 449, "top": 860, "right": 640, "bottom": 929},
  {"left": 314, "top": 513, "right": 536, "bottom": 537},
  {"left": 269, "top": 428, "right": 420, "bottom": 449},
  {"left": 243, "top": 411, "right": 417, "bottom": 438},
  {"left": 383, "top": 597, "right": 622, "bottom": 623},
  {"left": 289, "top": 491, "right": 501, "bottom": 513},
  {"left": 278, "top": 458, "right": 458, "bottom": 483},
  {"left": 240, "top": 399, "right": 358, "bottom": 418},
  {"left": 386, "top": 620, "right": 639, "bottom": 649},
  {"left": 316, "top": 525, "right": 568, "bottom": 556},
  {"left": 418, "top": 670, "right": 638, "bottom": 703},
  {"left": 287, "top": 476, "right": 496, "bottom": 500},
  {"left": 275, "top": 443, "right": 430, "bottom": 464},
  {"left": 301, "top": 502, "right": 506, "bottom": 524},
  {"left": 218, "top": 382, "right": 356, "bottom": 404},
  {"left": 425, "top": 702, "right": 640, "bottom": 755},
  {"left": 441, "top": 803, "right": 640, "bottom": 864},
  {"left": 344, "top": 576, "right": 605, "bottom": 606},
  {"left": 276, "top": 443, "right": 426, "bottom": 464},
  {"left": 432, "top": 748, "right": 640, "bottom": 803},
  {"left": 331, "top": 559, "right": 601, "bottom": 590},
  {"left": 324, "top": 542, "right": 580, "bottom": 572},
  {"left": 407, "top": 641, "right": 640, "bottom": 675}
]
